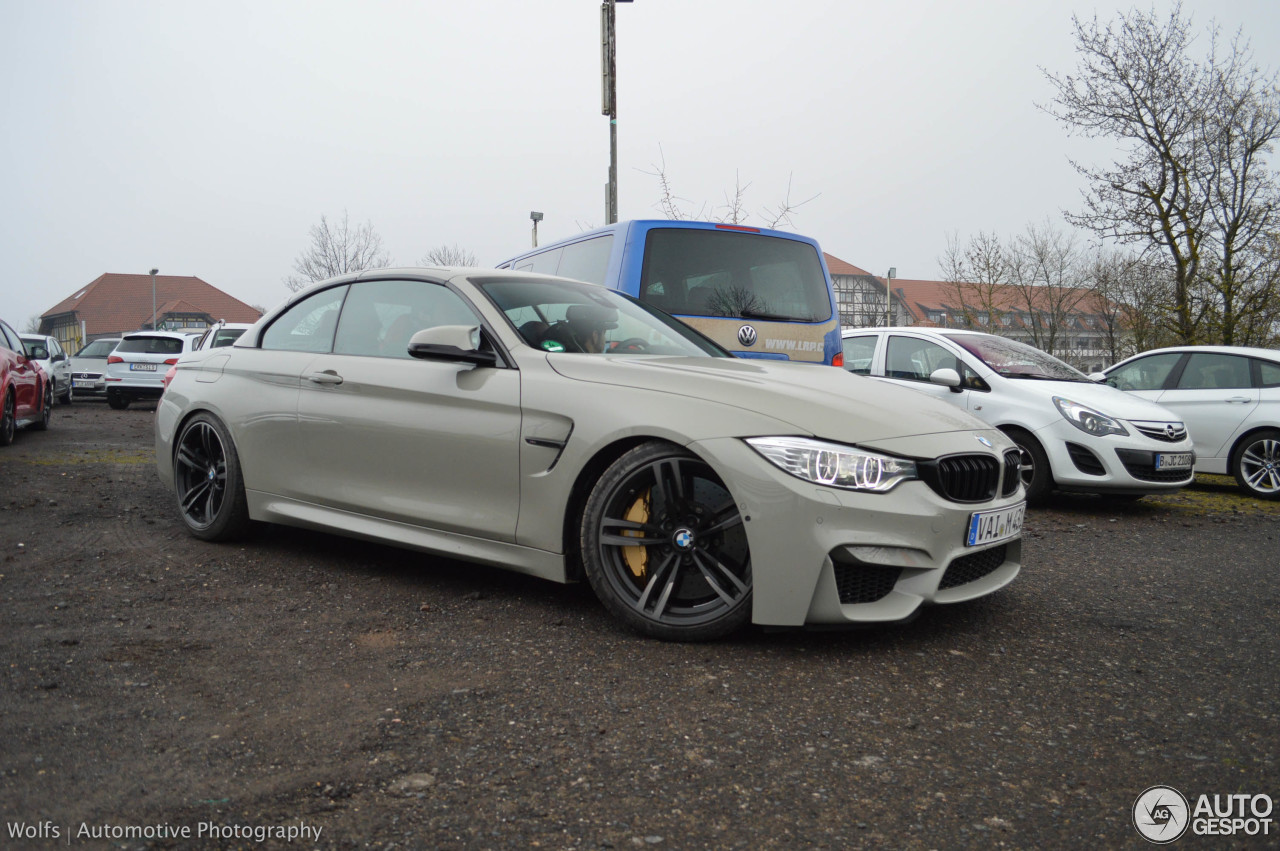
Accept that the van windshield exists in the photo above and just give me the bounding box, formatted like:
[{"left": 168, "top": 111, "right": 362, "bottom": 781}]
[{"left": 638, "top": 228, "right": 832, "bottom": 323}]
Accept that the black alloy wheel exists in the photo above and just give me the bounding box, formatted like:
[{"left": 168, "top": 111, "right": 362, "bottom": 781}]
[
  {"left": 581, "top": 442, "right": 752, "bottom": 641},
  {"left": 32, "top": 383, "right": 52, "bottom": 431},
  {"left": 173, "top": 413, "right": 250, "bottom": 540},
  {"left": 0, "top": 390, "right": 14, "bottom": 446}
]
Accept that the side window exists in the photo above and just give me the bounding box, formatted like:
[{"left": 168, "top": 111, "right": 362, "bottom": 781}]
[
  {"left": 557, "top": 236, "right": 614, "bottom": 285},
  {"left": 0, "top": 322, "right": 22, "bottom": 353},
  {"left": 841, "top": 335, "right": 877, "bottom": 375},
  {"left": 261, "top": 286, "right": 349, "bottom": 353},
  {"left": 526, "top": 247, "right": 563, "bottom": 276},
  {"left": 334, "top": 279, "right": 481, "bottom": 360},
  {"left": 1256, "top": 359, "right": 1280, "bottom": 388},
  {"left": 885, "top": 336, "right": 958, "bottom": 382},
  {"left": 1108, "top": 353, "right": 1181, "bottom": 391},
  {"left": 1177, "top": 353, "right": 1251, "bottom": 390}
]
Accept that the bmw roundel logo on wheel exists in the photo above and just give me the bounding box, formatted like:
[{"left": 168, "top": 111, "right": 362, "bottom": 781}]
[{"left": 737, "top": 325, "right": 758, "bottom": 347}]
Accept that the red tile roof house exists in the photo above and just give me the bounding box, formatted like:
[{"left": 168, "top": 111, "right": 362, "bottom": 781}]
[{"left": 39, "top": 273, "right": 263, "bottom": 353}]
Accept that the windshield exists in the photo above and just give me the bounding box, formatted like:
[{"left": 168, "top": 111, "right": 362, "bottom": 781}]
[
  {"left": 944, "top": 333, "right": 1087, "bottom": 381},
  {"left": 209, "top": 328, "right": 247, "bottom": 348},
  {"left": 76, "top": 339, "right": 119, "bottom": 358},
  {"left": 638, "top": 228, "right": 832, "bottom": 323},
  {"left": 478, "top": 277, "right": 728, "bottom": 357}
]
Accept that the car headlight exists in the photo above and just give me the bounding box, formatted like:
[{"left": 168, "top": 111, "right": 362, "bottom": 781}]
[
  {"left": 1053, "top": 396, "right": 1129, "bottom": 437},
  {"left": 745, "top": 436, "right": 917, "bottom": 493}
]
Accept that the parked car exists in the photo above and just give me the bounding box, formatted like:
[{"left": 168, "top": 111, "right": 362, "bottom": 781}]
[
  {"left": 1099, "top": 346, "right": 1280, "bottom": 499},
  {"left": 1, "top": 317, "right": 52, "bottom": 445},
  {"left": 841, "top": 327, "right": 1196, "bottom": 503},
  {"left": 69, "top": 337, "right": 122, "bottom": 399},
  {"left": 193, "top": 321, "right": 253, "bottom": 350},
  {"left": 157, "top": 269, "right": 1026, "bottom": 640},
  {"left": 20, "top": 334, "right": 73, "bottom": 404},
  {"left": 105, "top": 331, "right": 200, "bottom": 409}
]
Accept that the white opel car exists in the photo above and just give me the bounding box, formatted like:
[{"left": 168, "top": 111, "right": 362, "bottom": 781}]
[
  {"left": 20, "top": 334, "right": 73, "bottom": 404},
  {"left": 1100, "top": 345, "right": 1280, "bottom": 499},
  {"left": 841, "top": 328, "right": 1195, "bottom": 502}
]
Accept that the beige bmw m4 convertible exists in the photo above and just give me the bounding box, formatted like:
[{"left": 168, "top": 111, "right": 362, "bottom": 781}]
[{"left": 157, "top": 269, "right": 1025, "bottom": 640}]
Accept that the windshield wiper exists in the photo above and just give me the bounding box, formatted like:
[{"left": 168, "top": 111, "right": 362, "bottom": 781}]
[{"left": 1000, "top": 372, "right": 1084, "bottom": 381}]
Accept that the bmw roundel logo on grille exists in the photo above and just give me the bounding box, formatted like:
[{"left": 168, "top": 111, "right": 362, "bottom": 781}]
[
  {"left": 976, "top": 435, "right": 994, "bottom": 448},
  {"left": 737, "top": 325, "right": 758, "bottom": 347}
]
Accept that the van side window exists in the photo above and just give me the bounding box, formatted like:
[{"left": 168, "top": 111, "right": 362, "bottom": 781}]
[
  {"left": 527, "top": 247, "right": 563, "bottom": 276},
  {"left": 557, "top": 235, "right": 613, "bottom": 285}
]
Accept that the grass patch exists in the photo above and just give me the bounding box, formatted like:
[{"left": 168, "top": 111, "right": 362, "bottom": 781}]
[{"left": 1142, "top": 473, "right": 1280, "bottom": 516}]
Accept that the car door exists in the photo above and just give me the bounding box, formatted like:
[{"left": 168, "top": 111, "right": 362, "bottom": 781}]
[
  {"left": 879, "top": 333, "right": 973, "bottom": 410},
  {"left": 294, "top": 278, "right": 522, "bottom": 542},
  {"left": 1155, "top": 352, "right": 1259, "bottom": 460},
  {"left": 1, "top": 321, "right": 39, "bottom": 417}
]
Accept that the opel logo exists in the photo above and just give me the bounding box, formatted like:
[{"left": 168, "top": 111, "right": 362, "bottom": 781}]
[
  {"left": 737, "top": 325, "right": 758, "bottom": 347},
  {"left": 1166, "top": 424, "right": 1178, "bottom": 439}
]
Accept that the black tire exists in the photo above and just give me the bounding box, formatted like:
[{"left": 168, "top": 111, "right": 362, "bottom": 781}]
[
  {"left": 30, "top": 383, "right": 52, "bottom": 431},
  {"left": 59, "top": 381, "right": 73, "bottom": 405},
  {"left": 0, "top": 389, "right": 14, "bottom": 446},
  {"left": 580, "top": 442, "right": 752, "bottom": 641},
  {"left": 107, "top": 390, "right": 129, "bottom": 410},
  {"left": 173, "top": 412, "right": 251, "bottom": 540},
  {"left": 1002, "top": 427, "right": 1052, "bottom": 505},
  {"left": 1231, "top": 429, "right": 1280, "bottom": 500}
]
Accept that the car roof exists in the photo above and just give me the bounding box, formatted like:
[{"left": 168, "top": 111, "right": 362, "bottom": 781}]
[
  {"left": 1109, "top": 345, "right": 1280, "bottom": 366},
  {"left": 123, "top": 330, "right": 195, "bottom": 339},
  {"left": 841, "top": 326, "right": 997, "bottom": 339}
]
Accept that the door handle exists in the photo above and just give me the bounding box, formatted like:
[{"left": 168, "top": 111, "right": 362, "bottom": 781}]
[
  {"left": 1225, "top": 396, "right": 1250, "bottom": 403},
  {"left": 304, "top": 370, "right": 344, "bottom": 385}
]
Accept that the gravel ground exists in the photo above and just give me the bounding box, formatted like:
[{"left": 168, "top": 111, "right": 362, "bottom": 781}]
[{"left": 1, "top": 402, "right": 1277, "bottom": 849}]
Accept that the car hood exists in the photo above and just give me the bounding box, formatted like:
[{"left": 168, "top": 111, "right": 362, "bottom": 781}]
[
  {"left": 545, "top": 355, "right": 994, "bottom": 443},
  {"left": 1003, "top": 378, "right": 1182, "bottom": 421}
]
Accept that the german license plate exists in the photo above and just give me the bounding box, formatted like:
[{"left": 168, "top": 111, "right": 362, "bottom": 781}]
[
  {"left": 73, "top": 379, "right": 96, "bottom": 388},
  {"left": 966, "top": 503, "right": 1025, "bottom": 547},
  {"left": 130, "top": 363, "right": 158, "bottom": 372},
  {"left": 1155, "top": 452, "right": 1193, "bottom": 471}
]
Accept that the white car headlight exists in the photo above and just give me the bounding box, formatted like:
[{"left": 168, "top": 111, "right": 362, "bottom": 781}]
[
  {"left": 1053, "top": 396, "right": 1129, "bottom": 437},
  {"left": 746, "top": 437, "right": 918, "bottom": 493}
]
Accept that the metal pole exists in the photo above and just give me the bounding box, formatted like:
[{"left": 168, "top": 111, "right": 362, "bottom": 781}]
[
  {"left": 602, "top": 0, "right": 619, "bottom": 224},
  {"left": 149, "top": 268, "right": 159, "bottom": 329},
  {"left": 885, "top": 267, "right": 897, "bottom": 327}
]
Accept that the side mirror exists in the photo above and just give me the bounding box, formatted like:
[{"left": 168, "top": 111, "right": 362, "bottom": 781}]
[
  {"left": 929, "top": 367, "right": 963, "bottom": 392},
  {"left": 407, "top": 325, "right": 497, "bottom": 367},
  {"left": 53, "top": 352, "right": 66, "bottom": 362},
  {"left": 1088, "top": 372, "right": 1108, "bottom": 383}
]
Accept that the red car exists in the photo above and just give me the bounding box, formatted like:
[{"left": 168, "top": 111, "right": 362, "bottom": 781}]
[{"left": 1, "top": 317, "right": 53, "bottom": 446}]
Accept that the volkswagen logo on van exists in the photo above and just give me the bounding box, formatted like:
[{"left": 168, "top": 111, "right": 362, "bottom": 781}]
[{"left": 737, "top": 325, "right": 758, "bottom": 347}]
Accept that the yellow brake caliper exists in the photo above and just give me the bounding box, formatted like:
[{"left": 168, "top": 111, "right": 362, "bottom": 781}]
[{"left": 621, "top": 489, "right": 651, "bottom": 579}]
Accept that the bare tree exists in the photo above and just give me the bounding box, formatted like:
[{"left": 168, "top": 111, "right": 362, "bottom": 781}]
[
  {"left": 284, "top": 211, "right": 392, "bottom": 292},
  {"left": 640, "top": 147, "right": 817, "bottom": 228},
  {"left": 938, "top": 231, "right": 1012, "bottom": 330},
  {"left": 419, "top": 244, "right": 478, "bottom": 267},
  {"left": 22, "top": 315, "right": 42, "bottom": 333},
  {"left": 1042, "top": 2, "right": 1280, "bottom": 345},
  {"left": 1004, "top": 222, "right": 1088, "bottom": 358}
]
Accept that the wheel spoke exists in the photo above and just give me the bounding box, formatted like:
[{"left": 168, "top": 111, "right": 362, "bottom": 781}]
[
  {"left": 635, "top": 552, "right": 678, "bottom": 613},
  {"left": 176, "top": 443, "right": 205, "bottom": 473},
  {"left": 692, "top": 551, "right": 748, "bottom": 604},
  {"left": 181, "top": 478, "right": 213, "bottom": 516},
  {"left": 599, "top": 516, "right": 665, "bottom": 547},
  {"left": 702, "top": 504, "right": 744, "bottom": 536},
  {"left": 651, "top": 458, "right": 687, "bottom": 508}
]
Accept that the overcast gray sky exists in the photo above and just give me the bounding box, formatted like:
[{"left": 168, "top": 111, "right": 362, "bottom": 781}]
[{"left": 3, "top": 0, "right": 1277, "bottom": 333}]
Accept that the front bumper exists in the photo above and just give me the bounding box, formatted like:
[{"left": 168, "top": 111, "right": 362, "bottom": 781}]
[
  {"left": 690, "top": 436, "right": 1023, "bottom": 628},
  {"left": 1035, "top": 419, "right": 1195, "bottom": 494}
]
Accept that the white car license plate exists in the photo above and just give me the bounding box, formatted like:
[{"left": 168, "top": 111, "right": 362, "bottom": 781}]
[
  {"left": 73, "top": 379, "right": 96, "bottom": 388},
  {"left": 130, "top": 363, "right": 158, "bottom": 372},
  {"left": 1155, "top": 452, "right": 1193, "bottom": 471},
  {"left": 966, "top": 503, "right": 1025, "bottom": 547}
]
